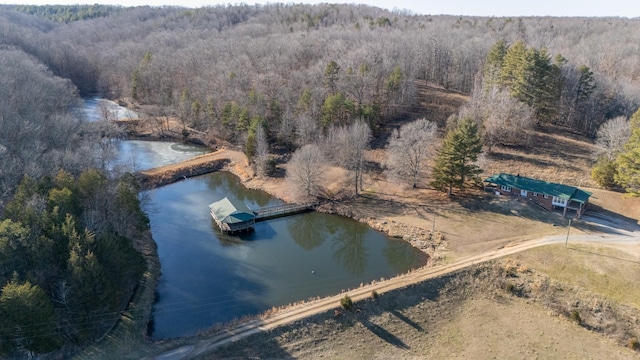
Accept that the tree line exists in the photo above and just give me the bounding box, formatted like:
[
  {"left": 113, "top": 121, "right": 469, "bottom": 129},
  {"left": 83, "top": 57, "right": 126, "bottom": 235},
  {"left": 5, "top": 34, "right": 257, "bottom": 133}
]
[{"left": 1, "top": 4, "right": 639, "bottom": 142}]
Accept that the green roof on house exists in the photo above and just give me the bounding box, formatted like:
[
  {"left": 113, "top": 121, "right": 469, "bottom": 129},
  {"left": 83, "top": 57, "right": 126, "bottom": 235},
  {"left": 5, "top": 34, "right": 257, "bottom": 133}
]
[
  {"left": 209, "top": 197, "right": 255, "bottom": 224},
  {"left": 485, "top": 173, "right": 591, "bottom": 204}
]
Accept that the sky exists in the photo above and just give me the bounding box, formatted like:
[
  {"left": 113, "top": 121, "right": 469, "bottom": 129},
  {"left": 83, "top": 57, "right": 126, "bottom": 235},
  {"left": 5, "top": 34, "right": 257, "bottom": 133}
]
[{"left": 1, "top": 0, "right": 640, "bottom": 18}]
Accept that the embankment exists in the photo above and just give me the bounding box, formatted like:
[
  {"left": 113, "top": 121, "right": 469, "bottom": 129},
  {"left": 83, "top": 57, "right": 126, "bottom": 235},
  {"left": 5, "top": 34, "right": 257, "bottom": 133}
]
[{"left": 136, "top": 151, "right": 231, "bottom": 189}]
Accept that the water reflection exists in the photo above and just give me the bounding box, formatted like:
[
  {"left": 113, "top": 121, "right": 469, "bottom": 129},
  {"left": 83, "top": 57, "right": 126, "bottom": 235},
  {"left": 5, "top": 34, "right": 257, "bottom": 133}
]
[
  {"left": 331, "top": 223, "right": 368, "bottom": 276},
  {"left": 145, "top": 171, "right": 426, "bottom": 339},
  {"left": 203, "top": 174, "right": 276, "bottom": 210},
  {"left": 287, "top": 213, "right": 329, "bottom": 250},
  {"left": 384, "top": 239, "right": 429, "bottom": 274}
]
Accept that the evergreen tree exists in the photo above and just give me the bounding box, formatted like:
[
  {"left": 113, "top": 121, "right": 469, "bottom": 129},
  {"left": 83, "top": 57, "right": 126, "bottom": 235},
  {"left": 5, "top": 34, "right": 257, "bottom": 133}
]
[
  {"left": 498, "top": 42, "right": 562, "bottom": 123},
  {"left": 431, "top": 118, "right": 483, "bottom": 196},
  {"left": 576, "top": 65, "right": 596, "bottom": 102},
  {"left": 499, "top": 40, "right": 527, "bottom": 90},
  {"left": 615, "top": 109, "right": 640, "bottom": 195},
  {"left": 591, "top": 157, "right": 618, "bottom": 189},
  {"left": 0, "top": 280, "right": 59, "bottom": 355},
  {"left": 483, "top": 39, "right": 507, "bottom": 88}
]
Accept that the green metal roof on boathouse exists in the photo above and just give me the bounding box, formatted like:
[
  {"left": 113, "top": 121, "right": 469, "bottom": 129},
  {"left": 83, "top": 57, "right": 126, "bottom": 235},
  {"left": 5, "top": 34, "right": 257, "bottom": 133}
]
[
  {"left": 484, "top": 173, "right": 591, "bottom": 203},
  {"left": 209, "top": 197, "right": 255, "bottom": 224}
]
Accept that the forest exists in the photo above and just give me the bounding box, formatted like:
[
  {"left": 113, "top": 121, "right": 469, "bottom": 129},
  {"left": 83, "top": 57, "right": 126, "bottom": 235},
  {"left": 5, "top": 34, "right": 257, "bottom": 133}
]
[{"left": 1, "top": 3, "right": 640, "bottom": 357}]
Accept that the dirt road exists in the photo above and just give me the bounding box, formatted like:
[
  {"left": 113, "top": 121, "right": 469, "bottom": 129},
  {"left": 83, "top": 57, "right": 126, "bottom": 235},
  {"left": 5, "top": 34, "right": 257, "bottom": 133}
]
[{"left": 145, "top": 224, "right": 640, "bottom": 360}]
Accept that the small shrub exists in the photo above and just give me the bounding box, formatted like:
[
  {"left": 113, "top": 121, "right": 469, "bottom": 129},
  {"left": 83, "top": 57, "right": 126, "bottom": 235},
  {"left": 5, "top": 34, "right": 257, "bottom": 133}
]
[
  {"left": 628, "top": 338, "right": 640, "bottom": 351},
  {"left": 503, "top": 281, "right": 516, "bottom": 294},
  {"left": 371, "top": 290, "right": 379, "bottom": 299},
  {"left": 570, "top": 309, "right": 582, "bottom": 324},
  {"left": 340, "top": 295, "right": 353, "bottom": 311},
  {"left": 264, "top": 157, "right": 277, "bottom": 177}
]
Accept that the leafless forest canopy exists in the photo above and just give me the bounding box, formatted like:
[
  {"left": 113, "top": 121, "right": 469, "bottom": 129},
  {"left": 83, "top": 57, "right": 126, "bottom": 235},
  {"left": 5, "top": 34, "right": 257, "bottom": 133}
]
[{"left": 1, "top": 3, "right": 640, "bottom": 200}]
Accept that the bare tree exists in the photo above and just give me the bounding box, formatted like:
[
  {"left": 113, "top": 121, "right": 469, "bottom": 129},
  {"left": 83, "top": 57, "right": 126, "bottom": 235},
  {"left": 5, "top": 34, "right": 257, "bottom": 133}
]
[
  {"left": 295, "top": 113, "right": 320, "bottom": 147},
  {"left": 254, "top": 124, "right": 269, "bottom": 176},
  {"left": 385, "top": 118, "right": 438, "bottom": 188},
  {"left": 595, "top": 116, "right": 631, "bottom": 160},
  {"left": 458, "top": 85, "right": 534, "bottom": 151},
  {"left": 287, "top": 144, "right": 327, "bottom": 197},
  {"left": 97, "top": 99, "right": 117, "bottom": 122},
  {"left": 326, "top": 120, "right": 371, "bottom": 195}
]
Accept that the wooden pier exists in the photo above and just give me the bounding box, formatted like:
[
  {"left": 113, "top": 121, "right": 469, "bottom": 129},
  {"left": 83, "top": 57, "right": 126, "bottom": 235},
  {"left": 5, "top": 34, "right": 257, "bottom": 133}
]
[{"left": 254, "top": 202, "right": 317, "bottom": 222}]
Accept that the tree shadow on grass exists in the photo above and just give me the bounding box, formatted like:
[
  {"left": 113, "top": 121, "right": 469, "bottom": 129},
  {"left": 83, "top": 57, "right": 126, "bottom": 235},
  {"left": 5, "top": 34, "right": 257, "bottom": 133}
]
[
  {"left": 354, "top": 313, "right": 411, "bottom": 349},
  {"left": 388, "top": 309, "right": 424, "bottom": 332},
  {"left": 567, "top": 246, "right": 640, "bottom": 265}
]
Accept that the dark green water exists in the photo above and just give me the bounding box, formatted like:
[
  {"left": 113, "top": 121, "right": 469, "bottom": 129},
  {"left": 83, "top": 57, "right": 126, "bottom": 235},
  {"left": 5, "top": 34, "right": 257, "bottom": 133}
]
[{"left": 146, "top": 172, "right": 427, "bottom": 339}]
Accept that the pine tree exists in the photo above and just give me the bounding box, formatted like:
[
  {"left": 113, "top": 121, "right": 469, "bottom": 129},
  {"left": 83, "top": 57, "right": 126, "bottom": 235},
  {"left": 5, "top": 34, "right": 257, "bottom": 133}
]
[
  {"left": 499, "top": 42, "right": 562, "bottom": 123},
  {"left": 0, "top": 280, "right": 59, "bottom": 355},
  {"left": 576, "top": 65, "right": 596, "bottom": 102},
  {"left": 615, "top": 109, "right": 640, "bottom": 195},
  {"left": 431, "top": 118, "right": 483, "bottom": 196},
  {"left": 483, "top": 39, "right": 508, "bottom": 88},
  {"left": 499, "top": 40, "right": 527, "bottom": 90}
]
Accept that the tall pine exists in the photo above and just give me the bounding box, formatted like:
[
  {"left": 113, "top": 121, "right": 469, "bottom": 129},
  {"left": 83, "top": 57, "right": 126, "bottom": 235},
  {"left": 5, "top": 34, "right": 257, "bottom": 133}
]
[
  {"left": 498, "top": 41, "right": 562, "bottom": 123},
  {"left": 483, "top": 39, "right": 508, "bottom": 88},
  {"left": 431, "top": 118, "right": 483, "bottom": 196}
]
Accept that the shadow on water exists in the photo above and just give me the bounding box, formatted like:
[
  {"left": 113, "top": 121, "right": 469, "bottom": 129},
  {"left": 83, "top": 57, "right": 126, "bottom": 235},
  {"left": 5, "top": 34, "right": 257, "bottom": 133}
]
[
  {"left": 331, "top": 223, "right": 367, "bottom": 276},
  {"left": 149, "top": 257, "right": 268, "bottom": 339},
  {"left": 384, "top": 239, "right": 429, "bottom": 274},
  {"left": 210, "top": 219, "right": 279, "bottom": 246},
  {"left": 146, "top": 171, "right": 426, "bottom": 339},
  {"left": 287, "top": 212, "right": 330, "bottom": 250}
]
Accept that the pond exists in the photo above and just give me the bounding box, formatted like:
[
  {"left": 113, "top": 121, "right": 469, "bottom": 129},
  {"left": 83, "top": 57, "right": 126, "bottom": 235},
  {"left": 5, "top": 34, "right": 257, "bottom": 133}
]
[
  {"left": 146, "top": 171, "right": 427, "bottom": 339},
  {"left": 83, "top": 98, "right": 427, "bottom": 340}
]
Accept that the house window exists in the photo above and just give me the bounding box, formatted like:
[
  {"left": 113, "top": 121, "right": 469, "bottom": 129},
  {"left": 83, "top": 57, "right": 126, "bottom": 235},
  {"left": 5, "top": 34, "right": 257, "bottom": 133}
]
[
  {"left": 500, "top": 185, "right": 511, "bottom": 192},
  {"left": 543, "top": 194, "right": 549, "bottom": 199},
  {"left": 520, "top": 190, "right": 528, "bottom": 197},
  {"left": 552, "top": 196, "right": 568, "bottom": 207},
  {"left": 533, "top": 192, "right": 538, "bottom": 197}
]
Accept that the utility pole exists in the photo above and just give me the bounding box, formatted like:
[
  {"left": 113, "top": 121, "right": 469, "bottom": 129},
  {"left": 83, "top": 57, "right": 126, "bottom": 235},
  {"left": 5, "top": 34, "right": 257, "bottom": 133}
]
[{"left": 565, "top": 219, "right": 571, "bottom": 248}]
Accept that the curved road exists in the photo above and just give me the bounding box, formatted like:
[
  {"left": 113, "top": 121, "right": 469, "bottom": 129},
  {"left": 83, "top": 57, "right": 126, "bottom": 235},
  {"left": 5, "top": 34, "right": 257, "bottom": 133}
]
[{"left": 147, "top": 224, "right": 640, "bottom": 360}]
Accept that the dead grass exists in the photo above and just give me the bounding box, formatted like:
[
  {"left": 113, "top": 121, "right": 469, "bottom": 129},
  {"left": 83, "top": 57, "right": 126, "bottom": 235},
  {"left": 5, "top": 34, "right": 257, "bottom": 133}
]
[
  {"left": 203, "top": 260, "right": 640, "bottom": 359},
  {"left": 510, "top": 244, "right": 640, "bottom": 309}
]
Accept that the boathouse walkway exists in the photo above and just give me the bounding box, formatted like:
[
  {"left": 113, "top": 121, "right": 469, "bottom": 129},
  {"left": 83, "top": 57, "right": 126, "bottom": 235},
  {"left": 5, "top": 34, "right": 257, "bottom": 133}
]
[{"left": 254, "top": 202, "right": 317, "bottom": 222}]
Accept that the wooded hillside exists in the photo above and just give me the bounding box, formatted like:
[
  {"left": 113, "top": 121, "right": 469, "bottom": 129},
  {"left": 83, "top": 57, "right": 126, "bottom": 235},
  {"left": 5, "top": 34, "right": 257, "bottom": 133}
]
[
  {"left": 1, "top": 4, "right": 639, "bottom": 140},
  {"left": 1, "top": 4, "right": 640, "bottom": 357}
]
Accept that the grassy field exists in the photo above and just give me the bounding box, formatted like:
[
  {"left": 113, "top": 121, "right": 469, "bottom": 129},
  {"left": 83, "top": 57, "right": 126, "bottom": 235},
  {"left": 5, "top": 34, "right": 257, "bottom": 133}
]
[
  {"left": 203, "top": 252, "right": 640, "bottom": 359},
  {"left": 511, "top": 243, "right": 640, "bottom": 309}
]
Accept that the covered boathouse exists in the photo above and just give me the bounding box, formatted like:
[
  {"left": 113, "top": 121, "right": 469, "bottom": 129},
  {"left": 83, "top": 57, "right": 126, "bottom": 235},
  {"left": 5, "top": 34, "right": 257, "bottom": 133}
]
[
  {"left": 485, "top": 173, "right": 591, "bottom": 218},
  {"left": 209, "top": 197, "right": 256, "bottom": 233}
]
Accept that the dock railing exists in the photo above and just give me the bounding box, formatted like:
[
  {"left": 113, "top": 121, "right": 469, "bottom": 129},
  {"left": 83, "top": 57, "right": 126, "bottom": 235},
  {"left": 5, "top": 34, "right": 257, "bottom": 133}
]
[{"left": 254, "top": 202, "right": 317, "bottom": 221}]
